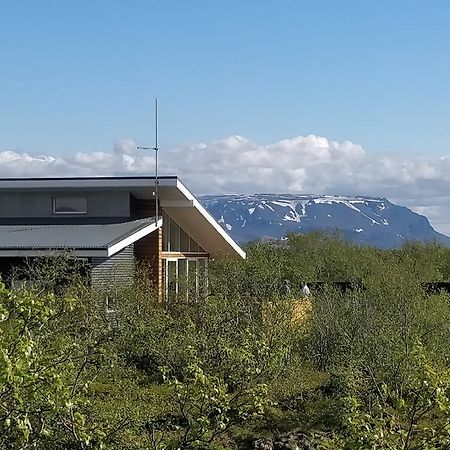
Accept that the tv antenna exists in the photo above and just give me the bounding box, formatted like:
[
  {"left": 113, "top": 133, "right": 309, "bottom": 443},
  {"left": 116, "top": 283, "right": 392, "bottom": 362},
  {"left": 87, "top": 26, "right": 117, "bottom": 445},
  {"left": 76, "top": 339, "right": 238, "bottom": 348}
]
[{"left": 137, "top": 98, "right": 159, "bottom": 222}]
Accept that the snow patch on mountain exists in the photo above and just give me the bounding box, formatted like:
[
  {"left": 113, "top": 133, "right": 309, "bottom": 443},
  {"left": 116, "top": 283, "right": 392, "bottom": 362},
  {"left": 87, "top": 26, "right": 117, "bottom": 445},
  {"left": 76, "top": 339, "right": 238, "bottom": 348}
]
[{"left": 200, "top": 193, "right": 450, "bottom": 249}]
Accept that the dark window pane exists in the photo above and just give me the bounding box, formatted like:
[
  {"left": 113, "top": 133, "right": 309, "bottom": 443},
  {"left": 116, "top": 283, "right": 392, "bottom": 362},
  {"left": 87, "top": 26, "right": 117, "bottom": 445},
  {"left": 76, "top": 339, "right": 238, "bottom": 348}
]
[
  {"left": 180, "top": 228, "right": 190, "bottom": 252},
  {"left": 178, "top": 259, "right": 187, "bottom": 300},
  {"left": 189, "top": 237, "right": 199, "bottom": 252},
  {"left": 53, "top": 197, "right": 87, "bottom": 214},
  {"left": 188, "top": 259, "right": 197, "bottom": 300},
  {"left": 167, "top": 260, "right": 177, "bottom": 302},
  {"left": 198, "top": 259, "right": 208, "bottom": 298},
  {"left": 162, "top": 211, "right": 170, "bottom": 251},
  {"left": 170, "top": 219, "right": 180, "bottom": 251}
]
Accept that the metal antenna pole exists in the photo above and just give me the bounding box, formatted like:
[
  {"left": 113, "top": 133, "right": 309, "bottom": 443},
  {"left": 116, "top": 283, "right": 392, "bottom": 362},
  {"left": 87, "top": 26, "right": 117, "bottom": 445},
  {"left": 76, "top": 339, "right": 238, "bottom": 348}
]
[
  {"left": 137, "top": 97, "right": 159, "bottom": 223},
  {"left": 153, "top": 98, "right": 159, "bottom": 222}
]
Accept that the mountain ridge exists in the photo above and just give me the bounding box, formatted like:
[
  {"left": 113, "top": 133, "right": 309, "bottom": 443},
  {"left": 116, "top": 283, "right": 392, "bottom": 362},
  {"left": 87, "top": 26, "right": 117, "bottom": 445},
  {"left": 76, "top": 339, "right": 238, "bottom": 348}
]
[{"left": 200, "top": 193, "right": 450, "bottom": 248}]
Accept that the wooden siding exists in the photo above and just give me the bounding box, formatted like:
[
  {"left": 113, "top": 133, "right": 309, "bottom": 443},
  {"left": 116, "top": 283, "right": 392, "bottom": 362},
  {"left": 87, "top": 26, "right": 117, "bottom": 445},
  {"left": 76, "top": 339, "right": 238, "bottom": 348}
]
[
  {"left": 91, "top": 244, "right": 135, "bottom": 289},
  {"left": 131, "top": 196, "right": 162, "bottom": 299},
  {"left": 134, "top": 227, "right": 162, "bottom": 299}
]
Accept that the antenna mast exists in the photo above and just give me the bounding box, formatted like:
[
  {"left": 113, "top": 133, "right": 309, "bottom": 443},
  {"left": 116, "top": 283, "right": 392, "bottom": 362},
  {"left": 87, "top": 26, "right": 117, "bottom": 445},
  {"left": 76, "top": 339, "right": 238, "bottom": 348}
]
[
  {"left": 154, "top": 98, "right": 159, "bottom": 222},
  {"left": 137, "top": 97, "right": 159, "bottom": 223}
]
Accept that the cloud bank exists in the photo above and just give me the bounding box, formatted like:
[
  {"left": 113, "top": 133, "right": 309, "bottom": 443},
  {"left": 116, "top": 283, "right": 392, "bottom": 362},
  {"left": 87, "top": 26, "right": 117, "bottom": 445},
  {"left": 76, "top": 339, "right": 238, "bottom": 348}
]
[{"left": 2, "top": 135, "right": 450, "bottom": 234}]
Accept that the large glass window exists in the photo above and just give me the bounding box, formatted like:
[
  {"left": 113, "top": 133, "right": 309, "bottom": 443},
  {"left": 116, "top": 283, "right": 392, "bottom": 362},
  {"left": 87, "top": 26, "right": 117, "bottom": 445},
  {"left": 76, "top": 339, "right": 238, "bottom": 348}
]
[
  {"left": 53, "top": 197, "right": 87, "bottom": 214},
  {"left": 197, "top": 259, "right": 208, "bottom": 297},
  {"left": 188, "top": 259, "right": 198, "bottom": 299},
  {"left": 163, "top": 257, "right": 208, "bottom": 301},
  {"left": 189, "top": 237, "right": 199, "bottom": 253},
  {"left": 161, "top": 210, "right": 209, "bottom": 301},
  {"left": 162, "top": 211, "right": 170, "bottom": 250},
  {"left": 166, "top": 259, "right": 178, "bottom": 302},
  {"left": 180, "top": 228, "right": 190, "bottom": 252},
  {"left": 178, "top": 258, "right": 188, "bottom": 299},
  {"left": 162, "top": 210, "right": 204, "bottom": 253},
  {"left": 169, "top": 218, "right": 180, "bottom": 251}
]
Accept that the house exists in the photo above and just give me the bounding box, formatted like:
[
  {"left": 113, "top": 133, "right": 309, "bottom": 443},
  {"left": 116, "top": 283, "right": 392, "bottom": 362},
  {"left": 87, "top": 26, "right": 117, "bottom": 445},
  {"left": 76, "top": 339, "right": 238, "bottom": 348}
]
[{"left": 0, "top": 176, "right": 245, "bottom": 299}]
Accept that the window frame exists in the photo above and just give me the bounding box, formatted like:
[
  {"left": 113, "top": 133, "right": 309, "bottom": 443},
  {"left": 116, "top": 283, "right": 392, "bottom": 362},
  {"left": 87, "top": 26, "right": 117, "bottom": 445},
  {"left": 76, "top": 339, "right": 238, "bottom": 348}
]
[
  {"left": 52, "top": 196, "right": 88, "bottom": 215},
  {"left": 162, "top": 256, "right": 209, "bottom": 302}
]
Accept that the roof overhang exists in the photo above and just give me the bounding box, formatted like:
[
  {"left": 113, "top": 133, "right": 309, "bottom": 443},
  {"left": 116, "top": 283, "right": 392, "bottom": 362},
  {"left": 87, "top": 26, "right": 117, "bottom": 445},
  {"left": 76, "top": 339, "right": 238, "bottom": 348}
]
[
  {"left": 163, "top": 180, "right": 246, "bottom": 259},
  {"left": 0, "top": 177, "right": 246, "bottom": 259}
]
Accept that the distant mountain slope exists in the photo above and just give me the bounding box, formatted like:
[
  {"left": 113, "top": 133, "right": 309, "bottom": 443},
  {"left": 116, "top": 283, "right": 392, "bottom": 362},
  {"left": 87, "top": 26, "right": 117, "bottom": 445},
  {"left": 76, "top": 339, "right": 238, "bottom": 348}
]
[{"left": 200, "top": 194, "right": 450, "bottom": 248}]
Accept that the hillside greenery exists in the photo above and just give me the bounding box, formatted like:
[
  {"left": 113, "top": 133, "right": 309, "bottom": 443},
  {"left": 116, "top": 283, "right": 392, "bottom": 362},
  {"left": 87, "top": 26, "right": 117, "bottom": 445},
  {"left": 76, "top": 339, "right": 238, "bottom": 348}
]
[{"left": 2, "top": 233, "right": 450, "bottom": 448}]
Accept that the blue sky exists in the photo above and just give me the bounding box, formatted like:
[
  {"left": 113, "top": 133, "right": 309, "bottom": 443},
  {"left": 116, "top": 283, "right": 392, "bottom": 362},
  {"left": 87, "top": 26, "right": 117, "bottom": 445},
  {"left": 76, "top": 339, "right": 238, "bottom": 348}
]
[
  {"left": 2, "top": 0, "right": 450, "bottom": 155},
  {"left": 3, "top": 1, "right": 450, "bottom": 234}
]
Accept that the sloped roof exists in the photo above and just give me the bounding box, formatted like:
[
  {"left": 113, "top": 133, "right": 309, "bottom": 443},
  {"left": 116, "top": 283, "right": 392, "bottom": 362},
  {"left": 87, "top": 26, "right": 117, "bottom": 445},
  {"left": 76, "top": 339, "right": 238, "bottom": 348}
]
[
  {"left": 0, "top": 217, "right": 161, "bottom": 257},
  {"left": 0, "top": 177, "right": 246, "bottom": 259}
]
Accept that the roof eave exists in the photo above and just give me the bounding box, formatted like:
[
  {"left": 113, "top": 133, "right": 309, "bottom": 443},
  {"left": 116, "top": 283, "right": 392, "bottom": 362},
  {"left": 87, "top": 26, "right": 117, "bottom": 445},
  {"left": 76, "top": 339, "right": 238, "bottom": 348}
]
[
  {"left": 0, "top": 218, "right": 162, "bottom": 259},
  {"left": 176, "top": 179, "right": 246, "bottom": 259},
  {"left": 107, "top": 218, "right": 162, "bottom": 256}
]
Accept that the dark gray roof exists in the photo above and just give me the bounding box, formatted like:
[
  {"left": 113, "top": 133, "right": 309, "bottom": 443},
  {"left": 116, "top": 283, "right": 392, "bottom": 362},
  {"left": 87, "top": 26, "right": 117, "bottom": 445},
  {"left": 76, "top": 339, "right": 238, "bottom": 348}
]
[
  {"left": 0, "top": 218, "right": 157, "bottom": 250},
  {"left": 0, "top": 176, "right": 245, "bottom": 259}
]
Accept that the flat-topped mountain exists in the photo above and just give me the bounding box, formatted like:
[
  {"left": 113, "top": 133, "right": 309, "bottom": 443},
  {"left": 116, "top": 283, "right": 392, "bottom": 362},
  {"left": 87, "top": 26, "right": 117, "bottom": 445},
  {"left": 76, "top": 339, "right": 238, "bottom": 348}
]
[{"left": 200, "top": 194, "right": 450, "bottom": 248}]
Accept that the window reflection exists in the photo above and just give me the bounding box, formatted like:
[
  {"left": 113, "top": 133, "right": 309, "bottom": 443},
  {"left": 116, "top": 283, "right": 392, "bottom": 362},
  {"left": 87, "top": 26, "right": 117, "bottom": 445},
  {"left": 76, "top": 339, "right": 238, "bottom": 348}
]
[
  {"left": 162, "top": 210, "right": 204, "bottom": 252},
  {"left": 162, "top": 257, "right": 208, "bottom": 302}
]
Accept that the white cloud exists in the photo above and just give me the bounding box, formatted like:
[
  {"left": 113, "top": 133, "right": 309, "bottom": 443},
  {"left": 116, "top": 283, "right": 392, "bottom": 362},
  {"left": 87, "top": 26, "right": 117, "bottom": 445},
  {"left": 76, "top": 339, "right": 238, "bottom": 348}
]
[{"left": 2, "top": 134, "right": 450, "bottom": 235}]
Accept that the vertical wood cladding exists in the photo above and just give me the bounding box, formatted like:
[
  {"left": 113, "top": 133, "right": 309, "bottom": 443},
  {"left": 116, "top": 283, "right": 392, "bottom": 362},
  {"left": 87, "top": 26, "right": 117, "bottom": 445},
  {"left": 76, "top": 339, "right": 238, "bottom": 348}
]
[
  {"left": 131, "top": 196, "right": 162, "bottom": 299},
  {"left": 91, "top": 244, "right": 135, "bottom": 289},
  {"left": 134, "top": 227, "right": 162, "bottom": 298}
]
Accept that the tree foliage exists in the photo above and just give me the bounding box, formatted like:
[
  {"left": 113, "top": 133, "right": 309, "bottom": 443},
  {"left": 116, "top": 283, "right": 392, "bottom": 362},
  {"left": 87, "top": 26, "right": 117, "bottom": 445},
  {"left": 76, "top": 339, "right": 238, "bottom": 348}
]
[
  {"left": 2, "top": 233, "right": 450, "bottom": 448},
  {"left": 0, "top": 281, "right": 105, "bottom": 449}
]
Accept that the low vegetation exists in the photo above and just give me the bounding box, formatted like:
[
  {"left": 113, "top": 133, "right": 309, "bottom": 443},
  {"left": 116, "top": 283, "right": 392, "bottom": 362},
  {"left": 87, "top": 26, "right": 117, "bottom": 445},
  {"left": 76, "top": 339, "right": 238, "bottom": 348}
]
[{"left": 2, "top": 233, "right": 450, "bottom": 449}]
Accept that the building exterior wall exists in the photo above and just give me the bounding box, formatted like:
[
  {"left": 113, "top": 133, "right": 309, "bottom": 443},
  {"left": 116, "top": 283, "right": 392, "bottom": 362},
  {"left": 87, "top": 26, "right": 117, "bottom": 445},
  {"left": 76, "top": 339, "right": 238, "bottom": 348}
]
[
  {"left": 130, "top": 196, "right": 157, "bottom": 220},
  {"left": 91, "top": 244, "right": 135, "bottom": 289},
  {"left": 0, "top": 191, "right": 130, "bottom": 221},
  {"left": 0, "top": 188, "right": 215, "bottom": 301},
  {"left": 160, "top": 210, "right": 209, "bottom": 301},
  {"left": 134, "top": 228, "right": 162, "bottom": 299},
  {"left": 131, "top": 198, "right": 162, "bottom": 299},
  {"left": 130, "top": 199, "right": 210, "bottom": 301}
]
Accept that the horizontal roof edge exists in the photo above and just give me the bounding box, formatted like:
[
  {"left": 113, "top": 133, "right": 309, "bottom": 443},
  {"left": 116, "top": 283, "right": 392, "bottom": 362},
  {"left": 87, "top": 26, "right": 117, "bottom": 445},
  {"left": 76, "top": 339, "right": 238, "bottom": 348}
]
[
  {"left": 0, "top": 176, "right": 179, "bottom": 181},
  {"left": 0, "top": 176, "right": 246, "bottom": 260}
]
